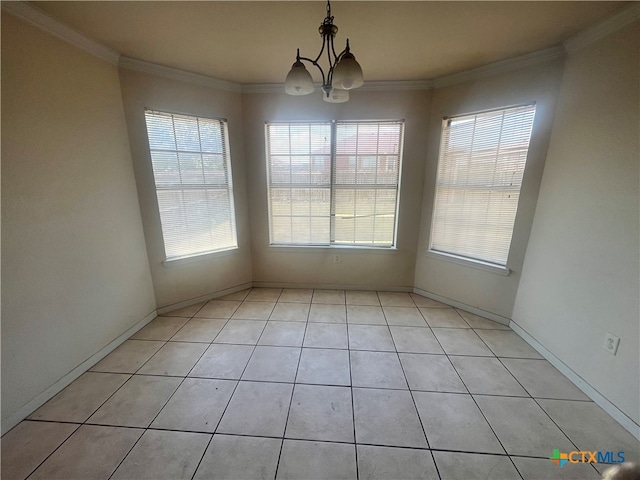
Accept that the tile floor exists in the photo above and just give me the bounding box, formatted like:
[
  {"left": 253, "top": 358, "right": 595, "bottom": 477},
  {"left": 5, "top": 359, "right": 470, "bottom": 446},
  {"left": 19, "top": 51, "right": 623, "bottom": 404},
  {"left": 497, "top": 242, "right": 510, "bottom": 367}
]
[{"left": 2, "top": 288, "right": 638, "bottom": 480}]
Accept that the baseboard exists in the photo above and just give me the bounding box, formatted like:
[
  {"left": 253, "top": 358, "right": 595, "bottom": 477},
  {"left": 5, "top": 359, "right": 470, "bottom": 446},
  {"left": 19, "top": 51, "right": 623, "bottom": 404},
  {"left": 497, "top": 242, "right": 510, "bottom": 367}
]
[
  {"left": 156, "top": 282, "right": 253, "bottom": 315},
  {"left": 412, "top": 287, "right": 511, "bottom": 326},
  {"left": 510, "top": 321, "right": 640, "bottom": 441},
  {"left": 253, "top": 281, "right": 413, "bottom": 292},
  {"left": 1, "top": 310, "right": 157, "bottom": 436}
]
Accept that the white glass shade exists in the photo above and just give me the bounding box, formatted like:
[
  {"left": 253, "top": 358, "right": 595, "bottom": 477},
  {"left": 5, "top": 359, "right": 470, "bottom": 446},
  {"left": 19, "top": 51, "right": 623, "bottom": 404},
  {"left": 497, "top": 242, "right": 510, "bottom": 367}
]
[
  {"left": 285, "top": 60, "right": 315, "bottom": 95},
  {"left": 332, "top": 52, "right": 364, "bottom": 90},
  {"left": 323, "top": 88, "right": 349, "bottom": 103}
]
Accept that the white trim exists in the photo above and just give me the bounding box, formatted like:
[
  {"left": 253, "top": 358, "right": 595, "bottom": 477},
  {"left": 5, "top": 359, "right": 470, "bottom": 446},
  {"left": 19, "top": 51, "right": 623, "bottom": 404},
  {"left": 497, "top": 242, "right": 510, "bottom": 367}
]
[
  {"left": 266, "top": 245, "right": 398, "bottom": 255},
  {"left": 564, "top": 3, "right": 640, "bottom": 55},
  {"left": 241, "top": 83, "right": 285, "bottom": 94},
  {"left": 156, "top": 282, "right": 253, "bottom": 315},
  {"left": 426, "top": 250, "right": 511, "bottom": 276},
  {"left": 412, "top": 287, "right": 511, "bottom": 326},
  {"left": 118, "top": 57, "right": 242, "bottom": 93},
  {"left": 433, "top": 46, "right": 565, "bottom": 89},
  {"left": 510, "top": 321, "right": 640, "bottom": 441},
  {"left": 125, "top": 45, "right": 562, "bottom": 95},
  {"left": 359, "top": 80, "right": 433, "bottom": 92},
  {"left": 162, "top": 247, "right": 240, "bottom": 267},
  {"left": 0, "top": 310, "right": 157, "bottom": 436},
  {"left": 1, "top": 1, "right": 120, "bottom": 65},
  {"left": 232, "top": 46, "right": 567, "bottom": 95},
  {"left": 253, "top": 282, "right": 412, "bottom": 293}
]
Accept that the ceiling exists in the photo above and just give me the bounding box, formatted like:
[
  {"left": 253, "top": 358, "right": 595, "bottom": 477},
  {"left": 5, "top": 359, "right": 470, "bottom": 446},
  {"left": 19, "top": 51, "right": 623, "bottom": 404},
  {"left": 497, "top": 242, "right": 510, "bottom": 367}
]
[{"left": 32, "top": 1, "right": 627, "bottom": 85}]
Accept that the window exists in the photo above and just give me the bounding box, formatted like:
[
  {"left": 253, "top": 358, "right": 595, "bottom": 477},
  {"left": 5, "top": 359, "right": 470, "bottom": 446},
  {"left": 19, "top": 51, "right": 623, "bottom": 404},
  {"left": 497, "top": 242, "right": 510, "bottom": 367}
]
[
  {"left": 429, "top": 104, "right": 536, "bottom": 267},
  {"left": 144, "top": 110, "right": 237, "bottom": 261},
  {"left": 266, "top": 121, "right": 404, "bottom": 247}
]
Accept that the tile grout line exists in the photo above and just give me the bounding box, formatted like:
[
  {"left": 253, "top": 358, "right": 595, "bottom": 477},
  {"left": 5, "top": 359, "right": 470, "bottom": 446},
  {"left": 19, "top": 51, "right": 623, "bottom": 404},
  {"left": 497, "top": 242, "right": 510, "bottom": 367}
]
[
  {"left": 19, "top": 418, "right": 576, "bottom": 460},
  {"left": 140, "top": 306, "right": 238, "bottom": 429},
  {"left": 469, "top": 324, "right": 585, "bottom": 469},
  {"left": 438, "top": 316, "right": 541, "bottom": 478},
  {"left": 445, "top": 349, "right": 524, "bottom": 479},
  {"left": 189, "top": 288, "right": 269, "bottom": 479},
  {"left": 166, "top": 288, "right": 246, "bottom": 479},
  {"left": 384, "top": 302, "right": 443, "bottom": 480},
  {"left": 273, "top": 289, "right": 310, "bottom": 480},
  {"left": 106, "top": 428, "right": 147, "bottom": 480},
  {"left": 16, "top": 422, "right": 81, "bottom": 480},
  {"left": 422, "top": 312, "right": 478, "bottom": 475},
  {"left": 108, "top": 306, "right": 232, "bottom": 480},
  {"left": 32, "top": 314, "right": 199, "bottom": 480},
  {"left": 493, "top": 355, "right": 593, "bottom": 450},
  {"left": 73, "top": 333, "right": 184, "bottom": 480},
  {"left": 346, "top": 318, "right": 360, "bottom": 480}
]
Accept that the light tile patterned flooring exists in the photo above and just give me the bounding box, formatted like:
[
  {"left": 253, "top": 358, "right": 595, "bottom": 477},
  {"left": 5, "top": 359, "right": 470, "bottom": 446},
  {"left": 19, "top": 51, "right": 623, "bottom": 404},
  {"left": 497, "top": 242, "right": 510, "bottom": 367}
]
[{"left": 2, "top": 289, "right": 638, "bottom": 479}]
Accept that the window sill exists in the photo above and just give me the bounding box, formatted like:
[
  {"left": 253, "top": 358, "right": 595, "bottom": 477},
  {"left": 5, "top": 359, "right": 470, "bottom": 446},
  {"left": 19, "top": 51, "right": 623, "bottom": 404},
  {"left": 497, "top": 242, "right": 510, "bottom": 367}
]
[
  {"left": 267, "top": 244, "right": 398, "bottom": 255},
  {"left": 163, "top": 247, "right": 239, "bottom": 267},
  {"left": 426, "top": 250, "right": 510, "bottom": 276}
]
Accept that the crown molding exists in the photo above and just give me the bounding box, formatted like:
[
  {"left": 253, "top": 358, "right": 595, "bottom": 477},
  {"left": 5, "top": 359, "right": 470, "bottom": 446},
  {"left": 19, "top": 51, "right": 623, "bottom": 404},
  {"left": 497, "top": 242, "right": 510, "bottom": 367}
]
[
  {"left": 564, "top": 2, "right": 640, "bottom": 55},
  {"left": 241, "top": 83, "right": 286, "bottom": 94},
  {"left": 118, "top": 57, "right": 242, "bottom": 93},
  {"left": 242, "top": 79, "right": 432, "bottom": 94},
  {"left": 359, "top": 80, "right": 433, "bottom": 91},
  {"left": 432, "top": 45, "right": 566, "bottom": 89},
  {"left": 1, "top": 1, "right": 120, "bottom": 65}
]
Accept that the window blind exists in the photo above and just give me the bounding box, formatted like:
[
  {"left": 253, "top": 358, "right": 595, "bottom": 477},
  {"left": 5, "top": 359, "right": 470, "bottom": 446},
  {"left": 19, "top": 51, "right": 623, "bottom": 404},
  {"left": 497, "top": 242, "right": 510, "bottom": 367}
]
[
  {"left": 430, "top": 104, "right": 536, "bottom": 266},
  {"left": 145, "top": 110, "right": 237, "bottom": 260},
  {"left": 266, "top": 121, "right": 404, "bottom": 247},
  {"left": 334, "top": 121, "right": 403, "bottom": 246}
]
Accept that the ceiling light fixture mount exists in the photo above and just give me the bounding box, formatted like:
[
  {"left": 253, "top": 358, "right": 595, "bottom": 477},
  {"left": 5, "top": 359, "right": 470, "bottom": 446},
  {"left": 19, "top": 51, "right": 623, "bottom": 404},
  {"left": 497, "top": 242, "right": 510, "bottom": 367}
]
[{"left": 284, "top": 0, "right": 363, "bottom": 103}]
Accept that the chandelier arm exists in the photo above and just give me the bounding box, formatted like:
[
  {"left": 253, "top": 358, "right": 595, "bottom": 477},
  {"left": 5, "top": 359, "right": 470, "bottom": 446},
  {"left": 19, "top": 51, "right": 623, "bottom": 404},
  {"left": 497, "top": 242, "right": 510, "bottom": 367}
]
[
  {"left": 297, "top": 55, "right": 327, "bottom": 87},
  {"left": 334, "top": 48, "right": 348, "bottom": 63},
  {"left": 327, "top": 35, "right": 344, "bottom": 87},
  {"left": 330, "top": 33, "right": 340, "bottom": 65},
  {"left": 326, "top": 36, "right": 334, "bottom": 85},
  {"left": 312, "top": 32, "right": 329, "bottom": 65}
]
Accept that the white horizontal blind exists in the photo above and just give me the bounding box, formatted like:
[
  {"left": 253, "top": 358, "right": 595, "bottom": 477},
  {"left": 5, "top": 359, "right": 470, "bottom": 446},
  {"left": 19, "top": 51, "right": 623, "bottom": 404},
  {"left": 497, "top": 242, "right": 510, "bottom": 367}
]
[
  {"left": 334, "top": 121, "right": 403, "bottom": 246},
  {"left": 266, "top": 121, "right": 404, "bottom": 247},
  {"left": 266, "top": 123, "right": 332, "bottom": 245},
  {"left": 145, "top": 110, "right": 237, "bottom": 260},
  {"left": 430, "top": 104, "right": 536, "bottom": 266}
]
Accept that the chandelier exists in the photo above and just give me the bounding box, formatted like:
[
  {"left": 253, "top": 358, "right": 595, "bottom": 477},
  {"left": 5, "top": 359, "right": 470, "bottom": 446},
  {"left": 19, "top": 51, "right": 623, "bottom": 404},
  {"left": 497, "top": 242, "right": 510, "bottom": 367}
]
[{"left": 284, "top": 0, "right": 364, "bottom": 103}]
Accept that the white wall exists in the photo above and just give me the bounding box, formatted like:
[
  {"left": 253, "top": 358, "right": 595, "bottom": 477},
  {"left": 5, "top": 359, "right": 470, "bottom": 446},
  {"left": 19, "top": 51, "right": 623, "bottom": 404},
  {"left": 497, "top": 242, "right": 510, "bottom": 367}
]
[
  {"left": 118, "top": 69, "right": 253, "bottom": 308},
  {"left": 512, "top": 23, "right": 639, "bottom": 424},
  {"left": 414, "top": 61, "right": 564, "bottom": 318},
  {"left": 242, "top": 89, "right": 431, "bottom": 290},
  {"left": 1, "top": 14, "right": 156, "bottom": 426}
]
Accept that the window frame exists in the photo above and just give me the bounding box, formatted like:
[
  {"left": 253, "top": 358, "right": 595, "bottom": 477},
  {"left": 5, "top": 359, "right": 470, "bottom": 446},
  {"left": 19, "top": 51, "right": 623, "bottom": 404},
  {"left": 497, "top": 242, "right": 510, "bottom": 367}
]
[
  {"left": 427, "top": 103, "right": 537, "bottom": 274},
  {"left": 144, "top": 109, "right": 238, "bottom": 263},
  {"left": 265, "top": 119, "right": 405, "bottom": 249}
]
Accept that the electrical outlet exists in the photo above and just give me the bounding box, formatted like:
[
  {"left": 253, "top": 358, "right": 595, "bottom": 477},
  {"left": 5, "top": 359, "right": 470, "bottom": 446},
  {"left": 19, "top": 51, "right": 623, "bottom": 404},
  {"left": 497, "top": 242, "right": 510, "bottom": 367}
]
[
  {"left": 333, "top": 254, "right": 341, "bottom": 263},
  {"left": 603, "top": 332, "right": 620, "bottom": 355}
]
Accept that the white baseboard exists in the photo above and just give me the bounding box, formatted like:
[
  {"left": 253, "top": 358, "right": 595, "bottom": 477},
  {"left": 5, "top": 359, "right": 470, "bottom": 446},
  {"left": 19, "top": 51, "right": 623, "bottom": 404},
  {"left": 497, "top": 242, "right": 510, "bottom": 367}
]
[
  {"left": 1, "top": 310, "right": 157, "bottom": 436},
  {"left": 156, "top": 282, "right": 253, "bottom": 315},
  {"left": 510, "top": 321, "right": 640, "bottom": 441},
  {"left": 412, "top": 287, "right": 511, "bottom": 326},
  {"left": 253, "top": 281, "right": 412, "bottom": 292}
]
